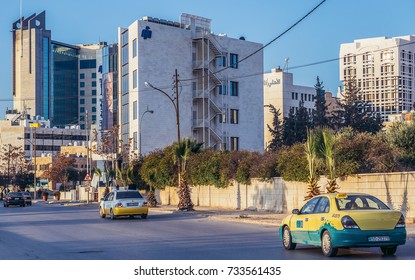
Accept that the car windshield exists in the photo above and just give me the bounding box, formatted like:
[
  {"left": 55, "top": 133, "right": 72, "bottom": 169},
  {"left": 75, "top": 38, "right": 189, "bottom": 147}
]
[
  {"left": 336, "top": 194, "right": 389, "bottom": 210},
  {"left": 116, "top": 192, "right": 143, "bottom": 199}
]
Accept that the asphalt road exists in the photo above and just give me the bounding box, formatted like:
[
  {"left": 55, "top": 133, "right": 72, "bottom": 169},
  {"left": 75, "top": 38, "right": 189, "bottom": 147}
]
[{"left": 1, "top": 202, "right": 414, "bottom": 260}]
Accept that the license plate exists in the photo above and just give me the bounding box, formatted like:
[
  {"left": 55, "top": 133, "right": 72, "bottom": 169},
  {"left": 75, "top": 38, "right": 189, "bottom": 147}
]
[
  {"left": 15, "top": 198, "right": 19, "bottom": 200},
  {"left": 127, "top": 203, "right": 138, "bottom": 206},
  {"left": 368, "top": 236, "right": 390, "bottom": 242}
]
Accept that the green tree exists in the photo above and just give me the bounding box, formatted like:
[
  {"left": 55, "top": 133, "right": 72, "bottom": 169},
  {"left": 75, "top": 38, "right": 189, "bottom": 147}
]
[
  {"left": 277, "top": 143, "right": 308, "bottom": 182},
  {"left": 304, "top": 129, "right": 321, "bottom": 200},
  {"left": 332, "top": 79, "right": 382, "bottom": 133},
  {"left": 175, "top": 138, "right": 203, "bottom": 211},
  {"left": 387, "top": 121, "right": 415, "bottom": 169},
  {"left": 266, "top": 104, "right": 283, "bottom": 151},
  {"left": 320, "top": 128, "right": 338, "bottom": 193},
  {"left": 312, "top": 76, "right": 329, "bottom": 128}
]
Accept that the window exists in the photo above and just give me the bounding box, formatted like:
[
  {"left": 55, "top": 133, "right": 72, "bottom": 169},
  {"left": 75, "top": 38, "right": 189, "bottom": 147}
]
[
  {"left": 230, "top": 81, "right": 238, "bottom": 96},
  {"left": 133, "top": 101, "right": 138, "bottom": 120},
  {"left": 230, "top": 53, "right": 238, "bottom": 69},
  {"left": 292, "top": 92, "right": 295, "bottom": 100},
  {"left": 133, "top": 39, "right": 137, "bottom": 57},
  {"left": 92, "top": 98, "right": 97, "bottom": 104},
  {"left": 92, "top": 81, "right": 97, "bottom": 87},
  {"left": 219, "top": 84, "right": 227, "bottom": 95},
  {"left": 92, "top": 73, "right": 96, "bottom": 79},
  {"left": 92, "top": 90, "right": 97, "bottom": 96},
  {"left": 80, "top": 99, "right": 85, "bottom": 105},
  {"left": 217, "top": 55, "right": 226, "bottom": 67},
  {"left": 133, "top": 69, "right": 137, "bottom": 89},
  {"left": 219, "top": 112, "right": 227, "bottom": 123},
  {"left": 80, "top": 73, "right": 85, "bottom": 79},
  {"left": 133, "top": 132, "right": 138, "bottom": 149},
  {"left": 80, "top": 107, "right": 85, "bottom": 113},
  {"left": 92, "top": 107, "right": 96, "bottom": 113},
  {"left": 92, "top": 115, "right": 96, "bottom": 121},
  {"left": 230, "top": 137, "right": 239, "bottom": 151},
  {"left": 80, "top": 82, "right": 85, "bottom": 88},
  {"left": 230, "top": 109, "right": 239, "bottom": 124},
  {"left": 315, "top": 197, "right": 330, "bottom": 213},
  {"left": 80, "top": 90, "right": 85, "bottom": 96},
  {"left": 300, "top": 197, "right": 319, "bottom": 214},
  {"left": 80, "top": 59, "right": 96, "bottom": 69}
]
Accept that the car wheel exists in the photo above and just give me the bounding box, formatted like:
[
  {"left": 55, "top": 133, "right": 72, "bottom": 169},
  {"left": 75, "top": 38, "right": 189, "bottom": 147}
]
[
  {"left": 321, "top": 230, "right": 338, "bottom": 257},
  {"left": 110, "top": 209, "right": 116, "bottom": 220},
  {"left": 381, "top": 246, "right": 397, "bottom": 256},
  {"left": 99, "top": 207, "right": 106, "bottom": 219},
  {"left": 282, "top": 226, "right": 296, "bottom": 250},
  {"left": 141, "top": 214, "right": 148, "bottom": 219}
]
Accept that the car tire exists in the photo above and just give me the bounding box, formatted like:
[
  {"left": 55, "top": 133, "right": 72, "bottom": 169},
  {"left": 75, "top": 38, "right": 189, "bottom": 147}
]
[
  {"left": 381, "top": 246, "right": 397, "bottom": 256},
  {"left": 99, "top": 207, "right": 106, "bottom": 219},
  {"left": 321, "top": 230, "right": 338, "bottom": 257},
  {"left": 282, "top": 226, "right": 296, "bottom": 250},
  {"left": 110, "top": 209, "right": 116, "bottom": 220},
  {"left": 141, "top": 214, "right": 148, "bottom": 219}
]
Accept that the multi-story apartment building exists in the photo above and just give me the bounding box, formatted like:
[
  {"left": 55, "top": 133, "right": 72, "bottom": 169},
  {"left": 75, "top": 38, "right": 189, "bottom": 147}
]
[
  {"left": 263, "top": 68, "right": 316, "bottom": 149},
  {"left": 0, "top": 110, "right": 86, "bottom": 159},
  {"left": 340, "top": 36, "right": 415, "bottom": 121},
  {"left": 101, "top": 43, "right": 119, "bottom": 131},
  {"left": 118, "top": 13, "right": 264, "bottom": 154}
]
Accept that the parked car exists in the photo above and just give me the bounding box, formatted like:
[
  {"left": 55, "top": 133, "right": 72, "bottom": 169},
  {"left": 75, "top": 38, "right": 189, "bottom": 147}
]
[
  {"left": 279, "top": 192, "right": 406, "bottom": 257},
  {"left": 99, "top": 190, "right": 148, "bottom": 220},
  {"left": 3, "top": 192, "right": 26, "bottom": 207},
  {"left": 21, "top": 192, "right": 32, "bottom": 206}
]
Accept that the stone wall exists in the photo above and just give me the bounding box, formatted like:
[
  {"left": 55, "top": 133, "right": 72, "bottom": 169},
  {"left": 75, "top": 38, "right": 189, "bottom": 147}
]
[{"left": 157, "top": 172, "right": 415, "bottom": 221}]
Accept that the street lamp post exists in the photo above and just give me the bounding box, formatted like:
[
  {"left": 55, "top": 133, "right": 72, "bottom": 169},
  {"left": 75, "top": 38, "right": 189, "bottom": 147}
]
[
  {"left": 17, "top": 122, "right": 39, "bottom": 200},
  {"left": 139, "top": 105, "right": 154, "bottom": 156},
  {"left": 145, "top": 69, "right": 187, "bottom": 208}
]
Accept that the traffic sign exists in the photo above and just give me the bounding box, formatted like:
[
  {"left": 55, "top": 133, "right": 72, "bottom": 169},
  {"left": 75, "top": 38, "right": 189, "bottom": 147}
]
[{"left": 84, "top": 173, "right": 92, "bottom": 181}]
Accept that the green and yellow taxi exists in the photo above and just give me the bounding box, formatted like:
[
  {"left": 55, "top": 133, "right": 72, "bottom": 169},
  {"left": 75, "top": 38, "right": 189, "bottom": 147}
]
[
  {"left": 99, "top": 190, "right": 148, "bottom": 220},
  {"left": 279, "top": 193, "right": 406, "bottom": 257}
]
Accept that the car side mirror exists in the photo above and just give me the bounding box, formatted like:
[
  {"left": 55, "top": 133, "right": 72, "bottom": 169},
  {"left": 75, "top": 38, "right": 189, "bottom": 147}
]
[{"left": 292, "top": 209, "right": 300, "bottom": 214}]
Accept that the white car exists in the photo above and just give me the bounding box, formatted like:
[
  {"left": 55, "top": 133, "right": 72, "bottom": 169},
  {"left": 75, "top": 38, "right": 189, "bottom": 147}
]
[{"left": 99, "top": 190, "right": 148, "bottom": 220}]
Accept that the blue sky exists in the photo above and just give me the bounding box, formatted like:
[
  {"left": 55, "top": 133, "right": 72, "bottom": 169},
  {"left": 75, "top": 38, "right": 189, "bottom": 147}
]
[{"left": 1, "top": 0, "right": 415, "bottom": 116}]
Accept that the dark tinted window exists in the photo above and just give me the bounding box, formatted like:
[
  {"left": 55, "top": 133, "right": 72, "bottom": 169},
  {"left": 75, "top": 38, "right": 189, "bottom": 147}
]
[
  {"left": 315, "top": 197, "right": 330, "bottom": 213},
  {"left": 8, "top": 192, "right": 23, "bottom": 197},
  {"left": 300, "top": 197, "right": 320, "bottom": 214},
  {"left": 80, "top": 59, "right": 96, "bottom": 69},
  {"left": 116, "top": 191, "right": 143, "bottom": 199}
]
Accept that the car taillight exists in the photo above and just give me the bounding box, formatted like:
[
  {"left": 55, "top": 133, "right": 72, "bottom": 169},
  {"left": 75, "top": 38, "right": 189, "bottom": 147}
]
[
  {"left": 341, "top": 216, "right": 360, "bottom": 229},
  {"left": 7, "top": 197, "right": 12, "bottom": 200},
  {"left": 114, "top": 203, "right": 123, "bottom": 208},
  {"left": 22, "top": 197, "right": 26, "bottom": 200},
  {"left": 395, "top": 214, "right": 406, "bottom": 228}
]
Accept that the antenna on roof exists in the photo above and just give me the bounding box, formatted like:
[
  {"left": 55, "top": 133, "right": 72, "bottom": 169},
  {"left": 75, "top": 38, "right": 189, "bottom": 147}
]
[{"left": 283, "top": 57, "right": 289, "bottom": 72}]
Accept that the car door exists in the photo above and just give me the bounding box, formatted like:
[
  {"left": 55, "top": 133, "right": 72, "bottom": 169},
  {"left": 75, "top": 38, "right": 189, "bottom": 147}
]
[
  {"left": 103, "top": 192, "right": 114, "bottom": 214},
  {"left": 306, "top": 196, "right": 330, "bottom": 244},
  {"left": 291, "top": 197, "right": 320, "bottom": 243}
]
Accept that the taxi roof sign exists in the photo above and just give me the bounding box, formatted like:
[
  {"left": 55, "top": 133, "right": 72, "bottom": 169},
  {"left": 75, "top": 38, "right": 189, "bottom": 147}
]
[{"left": 336, "top": 193, "right": 348, "bottom": 199}]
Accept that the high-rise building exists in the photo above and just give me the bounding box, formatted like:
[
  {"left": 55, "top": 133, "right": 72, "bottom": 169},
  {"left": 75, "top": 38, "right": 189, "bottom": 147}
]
[
  {"left": 263, "top": 68, "right": 316, "bottom": 149},
  {"left": 340, "top": 36, "right": 415, "bottom": 121},
  {"left": 118, "top": 14, "right": 264, "bottom": 154},
  {"left": 12, "top": 11, "right": 108, "bottom": 130},
  {"left": 12, "top": 11, "right": 52, "bottom": 119},
  {"left": 101, "top": 43, "right": 119, "bottom": 131}
]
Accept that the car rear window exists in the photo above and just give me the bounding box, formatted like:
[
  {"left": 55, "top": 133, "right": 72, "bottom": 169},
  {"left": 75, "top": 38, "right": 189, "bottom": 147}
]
[
  {"left": 336, "top": 195, "right": 389, "bottom": 210},
  {"left": 116, "top": 192, "right": 143, "bottom": 199},
  {"left": 8, "top": 192, "right": 23, "bottom": 197}
]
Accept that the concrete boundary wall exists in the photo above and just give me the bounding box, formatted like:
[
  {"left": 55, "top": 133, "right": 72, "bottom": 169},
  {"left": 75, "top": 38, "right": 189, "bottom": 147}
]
[{"left": 157, "top": 172, "right": 415, "bottom": 221}]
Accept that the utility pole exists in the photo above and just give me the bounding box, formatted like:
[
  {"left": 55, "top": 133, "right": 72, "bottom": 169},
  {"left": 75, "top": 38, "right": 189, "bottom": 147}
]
[{"left": 85, "top": 110, "right": 90, "bottom": 204}]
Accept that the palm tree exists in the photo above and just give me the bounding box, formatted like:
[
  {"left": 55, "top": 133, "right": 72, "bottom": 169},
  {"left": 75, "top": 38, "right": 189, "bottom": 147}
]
[
  {"left": 175, "top": 137, "right": 203, "bottom": 211},
  {"left": 321, "top": 128, "right": 339, "bottom": 193},
  {"left": 304, "top": 129, "right": 321, "bottom": 200}
]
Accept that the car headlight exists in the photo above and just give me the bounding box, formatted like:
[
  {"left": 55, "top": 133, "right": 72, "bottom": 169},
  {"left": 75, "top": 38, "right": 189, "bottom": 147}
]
[
  {"left": 341, "top": 216, "right": 360, "bottom": 229},
  {"left": 114, "top": 203, "right": 123, "bottom": 208}
]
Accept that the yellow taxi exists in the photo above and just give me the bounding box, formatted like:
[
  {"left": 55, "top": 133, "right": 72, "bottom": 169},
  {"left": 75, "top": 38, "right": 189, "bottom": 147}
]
[
  {"left": 279, "top": 193, "right": 406, "bottom": 257},
  {"left": 99, "top": 190, "right": 148, "bottom": 220}
]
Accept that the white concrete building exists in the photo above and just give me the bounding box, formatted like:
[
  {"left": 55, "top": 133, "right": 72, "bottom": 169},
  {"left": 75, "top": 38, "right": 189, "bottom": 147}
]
[
  {"left": 263, "top": 68, "right": 315, "bottom": 149},
  {"left": 118, "top": 14, "right": 264, "bottom": 154},
  {"left": 340, "top": 35, "right": 415, "bottom": 120},
  {"left": 78, "top": 43, "right": 105, "bottom": 131}
]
